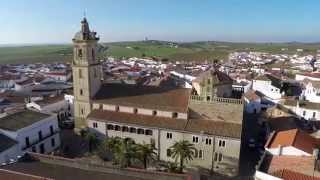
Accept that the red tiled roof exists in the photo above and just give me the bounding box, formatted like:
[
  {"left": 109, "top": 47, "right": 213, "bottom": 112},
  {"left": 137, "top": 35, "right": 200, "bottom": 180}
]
[
  {"left": 267, "top": 156, "right": 320, "bottom": 178},
  {"left": 93, "top": 83, "right": 191, "bottom": 113},
  {"left": 266, "top": 129, "right": 320, "bottom": 154}
]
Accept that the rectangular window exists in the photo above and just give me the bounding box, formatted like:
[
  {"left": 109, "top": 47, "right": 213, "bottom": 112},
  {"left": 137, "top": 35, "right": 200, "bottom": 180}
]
[
  {"left": 78, "top": 49, "right": 82, "bottom": 57},
  {"left": 93, "top": 122, "right": 98, "bottom": 128},
  {"left": 218, "top": 153, "right": 223, "bottom": 162},
  {"left": 25, "top": 137, "right": 30, "bottom": 147},
  {"left": 38, "top": 131, "right": 43, "bottom": 140},
  {"left": 313, "top": 112, "right": 316, "bottom": 118},
  {"left": 167, "top": 149, "right": 172, "bottom": 157},
  {"left": 51, "top": 138, "right": 56, "bottom": 147},
  {"left": 219, "top": 140, "right": 226, "bottom": 147},
  {"left": 205, "top": 138, "right": 212, "bottom": 145},
  {"left": 167, "top": 132, "right": 172, "bottom": 139},
  {"left": 192, "top": 136, "right": 199, "bottom": 143},
  {"left": 303, "top": 111, "right": 306, "bottom": 116},
  {"left": 50, "top": 125, "right": 54, "bottom": 135}
]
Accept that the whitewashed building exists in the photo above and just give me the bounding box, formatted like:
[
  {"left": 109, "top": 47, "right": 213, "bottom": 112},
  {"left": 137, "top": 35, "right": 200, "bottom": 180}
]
[
  {"left": 301, "top": 79, "right": 320, "bottom": 103},
  {"left": 283, "top": 99, "right": 320, "bottom": 121},
  {"left": 0, "top": 110, "right": 61, "bottom": 164},
  {"left": 252, "top": 74, "right": 282, "bottom": 101}
]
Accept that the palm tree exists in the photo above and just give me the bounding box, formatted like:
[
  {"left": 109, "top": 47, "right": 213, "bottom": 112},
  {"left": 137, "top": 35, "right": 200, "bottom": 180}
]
[
  {"left": 117, "top": 138, "right": 137, "bottom": 168},
  {"left": 105, "top": 137, "right": 122, "bottom": 164},
  {"left": 84, "top": 131, "right": 99, "bottom": 153},
  {"left": 136, "top": 143, "right": 157, "bottom": 169},
  {"left": 170, "top": 140, "right": 196, "bottom": 173}
]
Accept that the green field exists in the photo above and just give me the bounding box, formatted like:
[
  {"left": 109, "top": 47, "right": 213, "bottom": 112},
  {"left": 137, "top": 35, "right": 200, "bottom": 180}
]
[{"left": 0, "top": 41, "right": 320, "bottom": 64}]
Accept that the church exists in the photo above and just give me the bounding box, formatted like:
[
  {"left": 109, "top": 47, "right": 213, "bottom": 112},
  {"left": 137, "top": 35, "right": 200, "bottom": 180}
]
[{"left": 72, "top": 18, "right": 243, "bottom": 176}]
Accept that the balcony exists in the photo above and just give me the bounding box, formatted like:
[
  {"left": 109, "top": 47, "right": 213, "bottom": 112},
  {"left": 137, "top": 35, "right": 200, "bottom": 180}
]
[{"left": 189, "top": 95, "right": 243, "bottom": 105}]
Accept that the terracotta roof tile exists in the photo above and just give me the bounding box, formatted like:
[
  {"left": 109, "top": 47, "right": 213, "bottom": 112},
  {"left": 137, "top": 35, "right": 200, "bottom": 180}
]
[
  {"left": 267, "top": 155, "right": 320, "bottom": 177},
  {"left": 266, "top": 129, "right": 319, "bottom": 154},
  {"left": 93, "top": 83, "right": 190, "bottom": 113},
  {"left": 272, "top": 169, "right": 320, "bottom": 180}
]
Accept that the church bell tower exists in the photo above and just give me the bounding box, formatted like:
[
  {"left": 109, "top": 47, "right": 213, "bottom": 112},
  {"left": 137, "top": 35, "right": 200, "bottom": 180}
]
[{"left": 72, "top": 17, "right": 101, "bottom": 129}]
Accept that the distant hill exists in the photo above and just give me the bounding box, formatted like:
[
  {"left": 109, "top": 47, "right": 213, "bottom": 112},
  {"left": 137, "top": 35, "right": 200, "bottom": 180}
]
[{"left": 0, "top": 41, "right": 320, "bottom": 64}]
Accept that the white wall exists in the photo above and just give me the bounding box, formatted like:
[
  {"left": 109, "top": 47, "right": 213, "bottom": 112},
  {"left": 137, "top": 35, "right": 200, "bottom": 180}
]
[
  {"left": 302, "top": 83, "right": 320, "bottom": 103},
  {"left": 285, "top": 105, "right": 320, "bottom": 121},
  {"left": 296, "top": 74, "right": 320, "bottom": 81},
  {"left": 255, "top": 170, "right": 283, "bottom": 180},
  {"left": 266, "top": 146, "right": 311, "bottom": 156},
  {"left": 252, "top": 80, "right": 281, "bottom": 100},
  {"left": 0, "top": 115, "right": 61, "bottom": 156}
]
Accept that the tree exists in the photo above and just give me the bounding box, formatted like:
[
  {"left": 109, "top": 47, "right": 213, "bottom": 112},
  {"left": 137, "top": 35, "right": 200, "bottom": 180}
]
[
  {"left": 170, "top": 140, "right": 195, "bottom": 173},
  {"left": 118, "top": 138, "right": 137, "bottom": 168},
  {"left": 84, "top": 131, "right": 99, "bottom": 153},
  {"left": 136, "top": 143, "right": 157, "bottom": 169},
  {"left": 105, "top": 137, "right": 122, "bottom": 164}
]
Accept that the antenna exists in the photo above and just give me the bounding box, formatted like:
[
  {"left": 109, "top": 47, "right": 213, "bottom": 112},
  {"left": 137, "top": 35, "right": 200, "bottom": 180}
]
[{"left": 83, "top": 9, "right": 87, "bottom": 18}]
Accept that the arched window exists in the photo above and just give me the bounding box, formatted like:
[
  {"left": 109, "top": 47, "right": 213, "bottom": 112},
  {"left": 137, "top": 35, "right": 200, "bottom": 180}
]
[
  {"left": 107, "top": 124, "right": 114, "bottom": 130},
  {"left": 145, "top": 130, "right": 153, "bottom": 136},
  {"left": 114, "top": 125, "right": 121, "bottom": 131},
  {"left": 137, "top": 128, "right": 145, "bottom": 134},
  {"left": 92, "top": 48, "right": 95, "bottom": 60},
  {"left": 133, "top": 108, "right": 138, "bottom": 114},
  {"left": 122, "top": 126, "right": 129, "bottom": 132},
  {"left": 78, "top": 49, "right": 83, "bottom": 57},
  {"left": 115, "top": 106, "right": 119, "bottom": 112},
  {"left": 129, "top": 127, "right": 137, "bottom": 133}
]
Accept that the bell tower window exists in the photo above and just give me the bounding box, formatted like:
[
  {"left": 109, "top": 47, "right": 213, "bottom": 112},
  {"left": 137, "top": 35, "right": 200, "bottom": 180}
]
[
  {"left": 78, "top": 49, "right": 83, "bottom": 57},
  {"left": 79, "top": 69, "right": 83, "bottom": 78},
  {"left": 92, "top": 49, "right": 95, "bottom": 61}
]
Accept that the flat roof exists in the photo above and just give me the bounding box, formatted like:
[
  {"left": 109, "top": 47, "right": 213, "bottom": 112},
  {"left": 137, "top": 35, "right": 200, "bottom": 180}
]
[
  {"left": 0, "top": 110, "right": 50, "bottom": 131},
  {"left": 0, "top": 134, "right": 17, "bottom": 153}
]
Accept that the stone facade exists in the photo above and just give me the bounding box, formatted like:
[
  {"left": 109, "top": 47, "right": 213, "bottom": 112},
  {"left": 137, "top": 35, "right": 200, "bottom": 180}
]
[
  {"left": 71, "top": 18, "right": 244, "bottom": 177},
  {"left": 72, "top": 18, "right": 101, "bottom": 129}
]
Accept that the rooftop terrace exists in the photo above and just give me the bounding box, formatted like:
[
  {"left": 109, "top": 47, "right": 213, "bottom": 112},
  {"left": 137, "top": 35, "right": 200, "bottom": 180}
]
[{"left": 0, "top": 110, "right": 50, "bottom": 131}]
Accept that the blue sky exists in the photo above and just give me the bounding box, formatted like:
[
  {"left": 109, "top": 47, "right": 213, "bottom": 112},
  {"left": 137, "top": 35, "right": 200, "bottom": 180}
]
[{"left": 1, "top": 0, "right": 320, "bottom": 44}]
